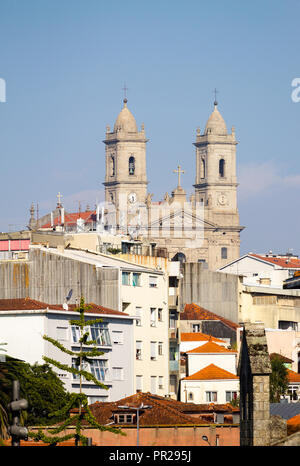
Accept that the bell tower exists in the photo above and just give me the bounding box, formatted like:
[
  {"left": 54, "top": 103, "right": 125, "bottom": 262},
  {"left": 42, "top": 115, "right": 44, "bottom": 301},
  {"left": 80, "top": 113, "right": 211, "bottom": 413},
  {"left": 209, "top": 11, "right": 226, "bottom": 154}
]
[
  {"left": 193, "top": 99, "right": 243, "bottom": 268},
  {"left": 103, "top": 98, "right": 148, "bottom": 230}
]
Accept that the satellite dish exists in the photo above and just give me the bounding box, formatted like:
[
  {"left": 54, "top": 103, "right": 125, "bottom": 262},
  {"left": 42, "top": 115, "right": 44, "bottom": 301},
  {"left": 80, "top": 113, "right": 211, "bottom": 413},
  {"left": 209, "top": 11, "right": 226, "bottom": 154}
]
[{"left": 66, "top": 289, "right": 73, "bottom": 301}]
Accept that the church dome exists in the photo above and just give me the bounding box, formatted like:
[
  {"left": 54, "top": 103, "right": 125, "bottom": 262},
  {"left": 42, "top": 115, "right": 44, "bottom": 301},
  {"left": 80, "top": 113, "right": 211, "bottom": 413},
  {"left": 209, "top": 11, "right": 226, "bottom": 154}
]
[
  {"left": 204, "top": 102, "right": 227, "bottom": 135},
  {"left": 114, "top": 99, "right": 138, "bottom": 133}
]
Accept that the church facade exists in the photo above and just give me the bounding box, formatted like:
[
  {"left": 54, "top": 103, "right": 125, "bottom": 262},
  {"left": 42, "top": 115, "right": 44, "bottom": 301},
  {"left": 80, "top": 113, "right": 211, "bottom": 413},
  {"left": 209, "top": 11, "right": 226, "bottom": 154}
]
[{"left": 102, "top": 97, "right": 244, "bottom": 271}]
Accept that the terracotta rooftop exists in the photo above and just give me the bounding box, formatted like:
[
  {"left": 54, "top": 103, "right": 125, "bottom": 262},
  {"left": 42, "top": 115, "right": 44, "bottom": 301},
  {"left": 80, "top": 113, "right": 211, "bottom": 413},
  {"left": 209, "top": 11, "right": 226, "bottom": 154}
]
[
  {"left": 250, "top": 253, "right": 300, "bottom": 269},
  {"left": 0, "top": 298, "right": 127, "bottom": 316},
  {"left": 270, "top": 353, "right": 294, "bottom": 364},
  {"left": 186, "top": 340, "right": 236, "bottom": 354},
  {"left": 41, "top": 210, "right": 96, "bottom": 229},
  {"left": 288, "top": 370, "right": 300, "bottom": 383},
  {"left": 89, "top": 392, "right": 239, "bottom": 427},
  {"left": 182, "top": 303, "right": 239, "bottom": 330},
  {"left": 181, "top": 332, "right": 226, "bottom": 344},
  {"left": 183, "top": 364, "right": 239, "bottom": 381}
]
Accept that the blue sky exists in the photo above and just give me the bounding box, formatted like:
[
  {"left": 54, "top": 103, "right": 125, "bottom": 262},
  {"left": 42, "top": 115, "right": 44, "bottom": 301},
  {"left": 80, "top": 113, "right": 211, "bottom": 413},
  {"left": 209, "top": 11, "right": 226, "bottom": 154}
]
[{"left": 0, "top": 0, "right": 300, "bottom": 256}]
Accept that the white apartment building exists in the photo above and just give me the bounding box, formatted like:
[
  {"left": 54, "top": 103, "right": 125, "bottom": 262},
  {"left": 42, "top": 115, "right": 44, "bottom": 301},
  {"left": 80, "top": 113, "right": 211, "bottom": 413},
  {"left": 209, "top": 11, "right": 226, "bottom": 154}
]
[
  {"left": 29, "top": 245, "right": 170, "bottom": 396},
  {"left": 0, "top": 298, "right": 134, "bottom": 404}
]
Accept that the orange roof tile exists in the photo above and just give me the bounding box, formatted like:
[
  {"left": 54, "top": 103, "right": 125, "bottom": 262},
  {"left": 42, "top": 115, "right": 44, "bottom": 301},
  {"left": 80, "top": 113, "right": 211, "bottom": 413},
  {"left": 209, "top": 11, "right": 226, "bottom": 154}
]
[
  {"left": 181, "top": 332, "right": 225, "bottom": 344},
  {"left": 183, "top": 364, "right": 239, "bottom": 381},
  {"left": 186, "top": 340, "right": 236, "bottom": 354},
  {"left": 0, "top": 298, "right": 127, "bottom": 316},
  {"left": 182, "top": 303, "right": 239, "bottom": 330},
  {"left": 288, "top": 370, "right": 300, "bottom": 383},
  {"left": 250, "top": 253, "right": 300, "bottom": 269},
  {"left": 41, "top": 210, "right": 96, "bottom": 228}
]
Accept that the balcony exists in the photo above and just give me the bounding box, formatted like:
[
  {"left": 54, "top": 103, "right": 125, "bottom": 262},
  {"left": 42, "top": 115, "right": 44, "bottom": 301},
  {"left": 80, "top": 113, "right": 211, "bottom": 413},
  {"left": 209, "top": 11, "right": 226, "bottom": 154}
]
[{"left": 169, "top": 360, "right": 179, "bottom": 372}]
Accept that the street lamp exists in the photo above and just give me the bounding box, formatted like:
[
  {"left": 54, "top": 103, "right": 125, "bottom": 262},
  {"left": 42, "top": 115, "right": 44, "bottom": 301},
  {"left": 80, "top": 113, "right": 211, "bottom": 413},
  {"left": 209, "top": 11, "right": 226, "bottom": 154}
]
[
  {"left": 202, "top": 435, "right": 211, "bottom": 446},
  {"left": 117, "top": 402, "right": 152, "bottom": 446}
]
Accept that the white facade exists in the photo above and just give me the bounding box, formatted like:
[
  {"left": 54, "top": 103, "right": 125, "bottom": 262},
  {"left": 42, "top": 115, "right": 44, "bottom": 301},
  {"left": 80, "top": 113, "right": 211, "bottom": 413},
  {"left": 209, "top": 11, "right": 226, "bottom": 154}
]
[
  {"left": 187, "top": 350, "right": 237, "bottom": 376},
  {"left": 180, "top": 342, "right": 239, "bottom": 404},
  {"left": 31, "top": 245, "right": 170, "bottom": 397},
  {"left": 0, "top": 306, "right": 134, "bottom": 404},
  {"left": 218, "top": 253, "right": 297, "bottom": 288},
  {"left": 181, "top": 377, "right": 239, "bottom": 405}
]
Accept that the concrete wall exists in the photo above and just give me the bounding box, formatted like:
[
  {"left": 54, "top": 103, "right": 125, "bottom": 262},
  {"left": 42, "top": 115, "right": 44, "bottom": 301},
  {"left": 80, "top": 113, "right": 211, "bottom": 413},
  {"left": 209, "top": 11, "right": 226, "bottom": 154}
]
[
  {"left": 29, "top": 424, "right": 240, "bottom": 446},
  {"left": 180, "top": 262, "right": 239, "bottom": 323},
  {"left": 0, "top": 249, "right": 120, "bottom": 309}
]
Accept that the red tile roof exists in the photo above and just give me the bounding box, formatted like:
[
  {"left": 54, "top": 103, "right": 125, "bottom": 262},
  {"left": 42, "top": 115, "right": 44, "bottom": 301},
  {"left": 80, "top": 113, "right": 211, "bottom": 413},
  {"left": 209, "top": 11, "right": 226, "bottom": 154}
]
[
  {"left": 89, "top": 392, "right": 239, "bottom": 427},
  {"left": 288, "top": 370, "right": 300, "bottom": 383},
  {"left": 183, "top": 364, "right": 239, "bottom": 381},
  {"left": 41, "top": 210, "right": 96, "bottom": 229},
  {"left": 186, "top": 340, "right": 236, "bottom": 354},
  {"left": 0, "top": 298, "right": 127, "bottom": 316},
  {"left": 182, "top": 303, "right": 239, "bottom": 330},
  {"left": 181, "top": 332, "right": 225, "bottom": 344},
  {"left": 250, "top": 253, "right": 300, "bottom": 269}
]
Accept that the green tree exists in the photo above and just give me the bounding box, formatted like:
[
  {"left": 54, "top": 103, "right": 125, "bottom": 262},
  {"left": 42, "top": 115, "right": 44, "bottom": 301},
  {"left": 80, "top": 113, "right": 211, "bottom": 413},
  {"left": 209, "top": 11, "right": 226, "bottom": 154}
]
[
  {"left": 270, "top": 355, "right": 289, "bottom": 403},
  {"left": 29, "top": 297, "right": 124, "bottom": 446},
  {"left": 0, "top": 342, "right": 9, "bottom": 443}
]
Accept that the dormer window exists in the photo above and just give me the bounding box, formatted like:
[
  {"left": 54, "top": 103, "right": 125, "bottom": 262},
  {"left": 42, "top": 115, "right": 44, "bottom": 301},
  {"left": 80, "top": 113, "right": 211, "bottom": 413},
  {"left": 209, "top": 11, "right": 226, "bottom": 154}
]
[
  {"left": 129, "top": 156, "right": 135, "bottom": 175},
  {"left": 114, "top": 413, "right": 135, "bottom": 424}
]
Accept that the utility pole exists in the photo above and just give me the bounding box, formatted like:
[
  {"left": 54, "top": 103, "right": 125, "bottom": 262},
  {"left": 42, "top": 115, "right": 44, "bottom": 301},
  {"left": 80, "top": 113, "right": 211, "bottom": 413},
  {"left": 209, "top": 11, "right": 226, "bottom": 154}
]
[{"left": 7, "top": 380, "right": 29, "bottom": 446}]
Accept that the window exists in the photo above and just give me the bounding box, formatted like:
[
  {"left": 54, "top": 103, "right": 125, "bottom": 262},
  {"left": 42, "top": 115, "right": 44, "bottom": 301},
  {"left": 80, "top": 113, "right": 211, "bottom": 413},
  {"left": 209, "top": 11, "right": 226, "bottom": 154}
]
[
  {"left": 226, "top": 391, "right": 238, "bottom": 403},
  {"left": 115, "top": 414, "right": 134, "bottom": 424},
  {"left": 136, "top": 375, "right": 143, "bottom": 392},
  {"left": 159, "top": 376, "right": 164, "bottom": 390},
  {"left": 158, "top": 342, "right": 163, "bottom": 356},
  {"left": 206, "top": 391, "right": 218, "bottom": 402},
  {"left": 200, "top": 158, "right": 206, "bottom": 179},
  {"left": 72, "top": 358, "right": 80, "bottom": 380},
  {"left": 151, "top": 376, "right": 157, "bottom": 394},
  {"left": 151, "top": 341, "right": 157, "bottom": 360},
  {"left": 150, "top": 308, "right": 156, "bottom": 327},
  {"left": 110, "top": 155, "right": 115, "bottom": 176},
  {"left": 169, "top": 310, "right": 177, "bottom": 329},
  {"left": 188, "top": 392, "right": 194, "bottom": 401},
  {"left": 122, "top": 271, "right": 130, "bottom": 285},
  {"left": 149, "top": 275, "right": 158, "bottom": 288},
  {"left": 158, "top": 308, "right": 163, "bottom": 322},
  {"left": 288, "top": 385, "right": 299, "bottom": 401},
  {"left": 90, "top": 359, "right": 109, "bottom": 381},
  {"left": 136, "top": 307, "right": 142, "bottom": 326},
  {"left": 136, "top": 341, "right": 142, "bottom": 360},
  {"left": 112, "top": 367, "right": 124, "bottom": 381},
  {"left": 56, "top": 326, "right": 68, "bottom": 341},
  {"left": 169, "top": 375, "right": 177, "bottom": 393},
  {"left": 221, "top": 247, "right": 228, "bottom": 259},
  {"left": 219, "top": 158, "right": 225, "bottom": 177},
  {"left": 90, "top": 322, "right": 111, "bottom": 346},
  {"left": 132, "top": 272, "right": 141, "bottom": 287},
  {"left": 72, "top": 326, "right": 80, "bottom": 343},
  {"left": 112, "top": 330, "right": 124, "bottom": 345},
  {"left": 129, "top": 156, "right": 135, "bottom": 175},
  {"left": 192, "top": 324, "right": 200, "bottom": 332}
]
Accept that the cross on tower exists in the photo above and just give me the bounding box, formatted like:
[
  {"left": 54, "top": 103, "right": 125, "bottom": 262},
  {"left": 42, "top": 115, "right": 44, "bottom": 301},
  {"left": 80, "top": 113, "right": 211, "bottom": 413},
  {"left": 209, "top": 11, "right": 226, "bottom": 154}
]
[
  {"left": 173, "top": 165, "right": 185, "bottom": 188},
  {"left": 214, "top": 88, "right": 218, "bottom": 105},
  {"left": 56, "top": 192, "right": 63, "bottom": 207},
  {"left": 122, "top": 83, "right": 129, "bottom": 100}
]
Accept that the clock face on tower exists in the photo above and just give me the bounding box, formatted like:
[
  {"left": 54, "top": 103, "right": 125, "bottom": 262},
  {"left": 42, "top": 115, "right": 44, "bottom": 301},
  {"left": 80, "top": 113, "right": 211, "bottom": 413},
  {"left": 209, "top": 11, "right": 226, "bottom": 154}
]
[
  {"left": 128, "top": 192, "right": 137, "bottom": 204},
  {"left": 218, "top": 194, "right": 227, "bottom": 206}
]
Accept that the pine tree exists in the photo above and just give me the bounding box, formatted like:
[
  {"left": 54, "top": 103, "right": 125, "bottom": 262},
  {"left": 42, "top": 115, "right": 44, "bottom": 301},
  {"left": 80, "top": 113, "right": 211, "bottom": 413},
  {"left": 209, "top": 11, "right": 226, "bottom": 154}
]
[{"left": 29, "top": 297, "right": 124, "bottom": 446}]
